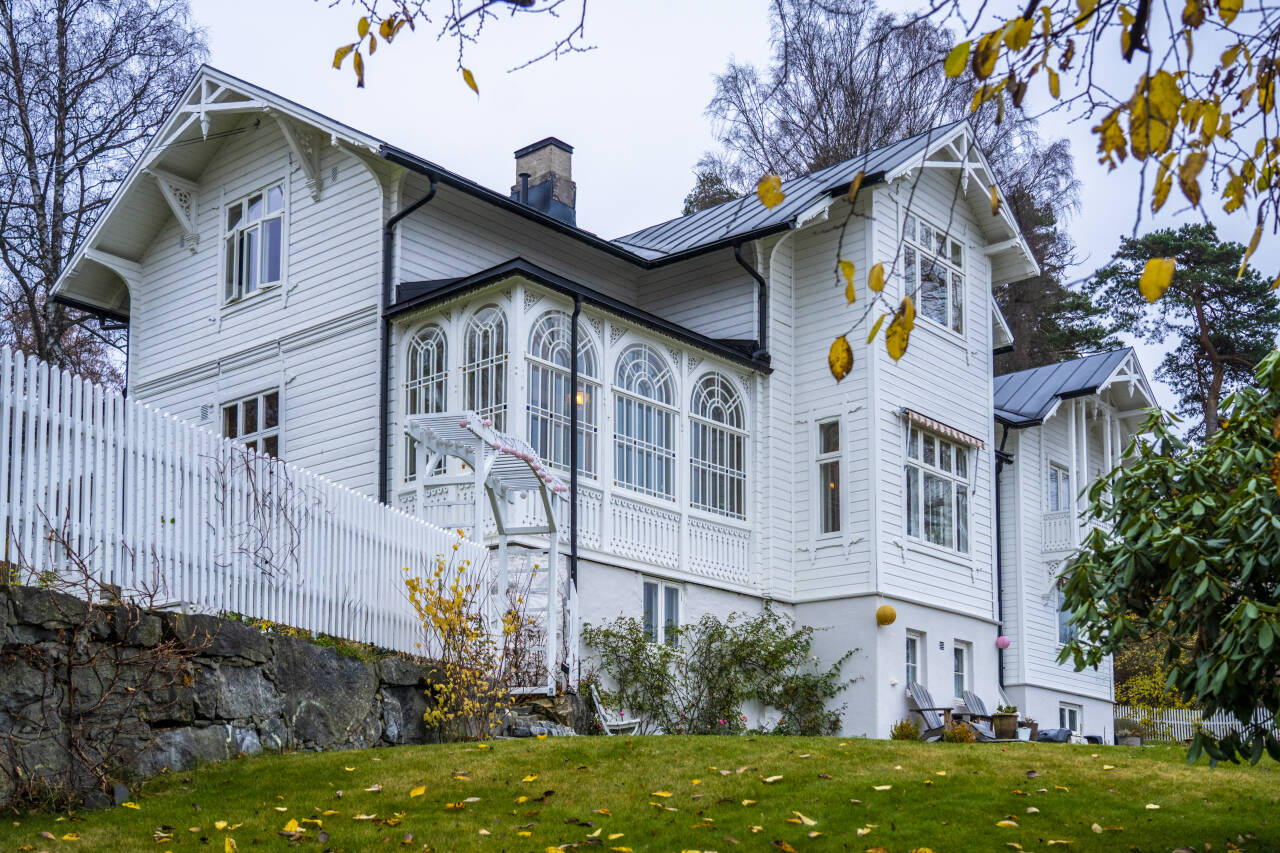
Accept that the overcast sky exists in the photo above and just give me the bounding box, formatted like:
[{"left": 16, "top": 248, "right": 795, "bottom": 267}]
[{"left": 188, "top": 0, "right": 1277, "bottom": 412}]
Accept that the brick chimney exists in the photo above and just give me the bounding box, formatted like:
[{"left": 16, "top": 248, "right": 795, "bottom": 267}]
[{"left": 510, "top": 137, "right": 576, "bottom": 226}]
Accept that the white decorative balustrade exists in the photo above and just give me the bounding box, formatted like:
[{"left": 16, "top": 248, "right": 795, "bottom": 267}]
[
  {"left": 610, "top": 494, "right": 681, "bottom": 569},
  {"left": 1042, "top": 510, "right": 1075, "bottom": 553}
]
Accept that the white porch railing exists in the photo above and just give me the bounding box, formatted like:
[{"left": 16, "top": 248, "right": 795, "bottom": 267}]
[
  {"left": 0, "top": 347, "right": 490, "bottom": 655},
  {"left": 1042, "top": 510, "right": 1075, "bottom": 553}
]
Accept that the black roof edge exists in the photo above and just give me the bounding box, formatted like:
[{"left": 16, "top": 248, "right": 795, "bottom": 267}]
[
  {"left": 52, "top": 293, "right": 129, "bottom": 325},
  {"left": 993, "top": 344, "right": 1014, "bottom": 356},
  {"left": 380, "top": 145, "right": 792, "bottom": 270},
  {"left": 514, "top": 137, "right": 573, "bottom": 158},
  {"left": 1058, "top": 386, "right": 1102, "bottom": 401},
  {"left": 389, "top": 258, "right": 773, "bottom": 374},
  {"left": 994, "top": 412, "right": 1041, "bottom": 429},
  {"left": 822, "top": 169, "right": 887, "bottom": 198}
]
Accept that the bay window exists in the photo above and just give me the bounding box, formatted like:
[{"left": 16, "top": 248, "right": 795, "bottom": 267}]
[
  {"left": 613, "top": 344, "right": 676, "bottom": 500},
  {"left": 526, "top": 311, "right": 598, "bottom": 476},
  {"left": 689, "top": 373, "right": 747, "bottom": 519},
  {"left": 463, "top": 305, "right": 508, "bottom": 430},
  {"left": 404, "top": 325, "right": 447, "bottom": 480}
]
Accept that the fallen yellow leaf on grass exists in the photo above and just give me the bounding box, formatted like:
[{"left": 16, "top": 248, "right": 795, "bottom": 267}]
[
  {"left": 364, "top": 784, "right": 382, "bottom": 793},
  {"left": 224, "top": 838, "right": 237, "bottom": 853},
  {"left": 321, "top": 810, "right": 339, "bottom": 816},
  {"left": 651, "top": 790, "right": 673, "bottom": 797},
  {"left": 121, "top": 802, "right": 140, "bottom": 810},
  {"left": 872, "top": 785, "right": 892, "bottom": 791},
  {"left": 214, "top": 821, "right": 228, "bottom": 830},
  {"left": 742, "top": 799, "right": 756, "bottom": 806},
  {"left": 608, "top": 833, "right": 624, "bottom": 840},
  {"left": 996, "top": 819, "right": 1019, "bottom": 828},
  {"left": 478, "top": 829, "right": 490, "bottom": 836},
  {"left": 749, "top": 825, "right": 763, "bottom": 833},
  {"left": 763, "top": 775, "right": 783, "bottom": 783},
  {"left": 1026, "top": 806, "right": 1040, "bottom": 814},
  {"left": 691, "top": 779, "right": 701, "bottom": 785},
  {"left": 344, "top": 767, "right": 354, "bottom": 772},
  {"left": 773, "top": 842, "right": 798, "bottom": 853},
  {"left": 282, "top": 819, "right": 299, "bottom": 833},
  {"left": 1146, "top": 803, "right": 1160, "bottom": 809},
  {"left": 792, "top": 811, "right": 816, "bottom": 826},
  {"left": 409, "top": 786, "right": 425, "bottom": 798},
  {"left": 274, "top": 806, "right": 288, "bottom": 811},
  {"left": 610, "top": 848, "right": 632, "bottom": 853},
  {"left": 455, "top": 775, "right": 471, "bottom": 781},
  {"left": 593, "top": 808, "right": 611, "bottom": 815},
  {"left": 517, "top": 830, "right": 532, "bottom": 837},
  {"left": 523, "top": 775, "right": 539, "bottom": 782},
  {"left": 1054, "top": 785, "right": 1069, "bottom": 791},
  {"left": 588, "top": 829, "right": 602, "bottom": 838},
  {"left": 857, "top": 827, "right": 872, "bottom": 836},
  {"left": 1092, "top": 823, "right": 1103, "bottom": 833},
  {"left": 353, "top": 814, "right": 376, "bottom": 821},
  {"left": 516, "top": 796, "right": 530, "bottom": 804},
  {"left": 935, "top": 770, "right": 947, "bottom": 776},
  {"left": 477, "top": 743, "right": 490, "bottom": 749},
  {"left": 536, "top": 734, "right": 548, "bottom": 740},
  {"left": 61, "top": 833, "right": 80, "bottom": 841},
  {"left": 1046, "top": 841, "right": 1073, "bottom": 846},
  {"left": 1102, "top": 764, "right": 1115, "bottom": 770},
  {"left": 808, "top": 831, "right": 823, "bottom": 837},
  {"left": 444, "top": 802, "right": 465, "bottom": 810}
]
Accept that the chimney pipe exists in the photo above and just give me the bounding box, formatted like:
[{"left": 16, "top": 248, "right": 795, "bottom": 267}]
[
  {"left": 510, "top": 137, "right": 576, "bottom": 225},
  {"left": 519, "top": 172, "right": 530, "bottom": 205}
]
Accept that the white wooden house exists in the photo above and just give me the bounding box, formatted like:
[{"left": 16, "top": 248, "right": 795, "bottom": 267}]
[{"left": 51, "top": 66, "right": 1156, "bottom": 739}]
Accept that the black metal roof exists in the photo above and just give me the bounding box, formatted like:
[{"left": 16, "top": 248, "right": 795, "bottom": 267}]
[
  {"left": 992, "top": 348, "right": 1134, "bottom": 427},
  {"left": 389, "top": 257, "right": 772, "bottom": 373},
  {"left": 613, "top": 120, "right": 968, "bottom": 260},
  {"left": 382, "top": 119, "right": 969, "bottom": 269}
]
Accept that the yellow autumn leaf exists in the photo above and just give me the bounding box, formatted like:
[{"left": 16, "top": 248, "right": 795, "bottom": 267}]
[
  {"left": 651, "top": 790, "right": 673, "bottom": 797},
  {"left": 224, "top": 838, "right": 237, "bottom": 853},
  {"left": 121, "top": 802, "right": 140, "bottom": 810},
  {"left": 1046, "top": 841, "right": 1073, "bottom": 846},
  {"left": 944, "top": 41, "right": 971, "bottom": 77},
  {"left": 972, "top": 30, "right": 1000, "bottom": 79},
  {"left": 1004, "top": 16, "right": 1033, "bottom": 50},
  {"left": 1178, "top": 151, "right": 1208, "bottom": 205},
  {"left": 1146, "top": 803, "right": 1160, "bottom": 809},
  {"left": 996, "top": 819, "right": 1020, "bottom": 828},
  {"left": 756, "top": 174, "right": 785, "bottom": 209},
  {"left": 61, "top": 833, "right": 80, "bottom": 841},
  {"left": 518, "top": 831, "right": 532, "bottom": 837},
  {"left": 523, "top": 774, "right": 539, "bottom": 782},
  {"left": 828, "top": 336, "right": 853, "bottom": 382},
  {"left": 608, "top": 833, "right": 625, "bottom": 840},
  {"left": 357, "top": 16, "right": 370, "bottom": 37},
  {"left": 840, "top": 259, "right": 856, "bottom": 287},
  {"left": 792, "top": 811, "right": 816, "bottom": 826},
  {"left": 593, "top": 808, "right": 611, "bottom": 815},
  {"left": 775, "top": 842, "right": 799, "bottom": 853},
  {"left": 989, "top": 184, "right": 1001, "bottom": 215},
  {"left": 353, "top": 50, "right": 365, "bottom": 87},
  {"left": 1220, "top": 0, "right": 1243, "bottom": 24},
  {"left": 847, "top": 170, "right": 865, "bottom": 202},
  {"left": 845, "top": 280, "right": 857, "bottom": 304},
  {"left": 461, "top": 67, "right": 480, "bottom": 95},
  {"left": 763, "top": 774, "right": 784, "bottom": 783},
  {"left": 868, "top": 261, "right": 886, "bottom": 293},
  {"left": 866, "top": 313, "right": 887, "bottom": 344},
  {"left": 408, "top": 785, "right": 426, "bottom": 798},
  {"left": 1139, "top": 257, "right": 1176, "bottom": 302},
  {"left": 282, "top": 819, "right": 300, "bottom": 833},
  {"left": 610, "top": 848, "right": 633, "bottom": 853},
  {"left": 1241, "top": 223, "right": 1262, "bottom": 278},
  {"left": 214, "top": 821, "right": 228, "bottom": 830},
  {"left": 1048, "top": 68, "right": 1061, "bottom": 99},
  {"left": 872, "top": 784, "right": 893, "bottom": 791},
  {"left": 885, "top": 295, "right": 916, "bottom": 361},
  {"left": 333, "top": 43, "right": 357, "bottom": 69},
  {"left": 353, "top": 813, "right": 377, "bottom": 820},
  {"left": 742, "top": 799, "right": 756, "bottom": 805}
]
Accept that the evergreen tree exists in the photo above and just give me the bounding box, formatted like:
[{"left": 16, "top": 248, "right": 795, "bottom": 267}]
[{"left": 1087, "top": 223, "right": 1280, "bottom": 438}]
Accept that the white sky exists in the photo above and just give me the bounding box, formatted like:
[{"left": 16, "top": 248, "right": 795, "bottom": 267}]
[{"left": 190, "top": 0, "right": 1277, "bottom": 412}]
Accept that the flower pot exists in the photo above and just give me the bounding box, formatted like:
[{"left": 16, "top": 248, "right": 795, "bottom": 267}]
[{"left": 992, "top": 712, "right": 1018, "bottom": 740}]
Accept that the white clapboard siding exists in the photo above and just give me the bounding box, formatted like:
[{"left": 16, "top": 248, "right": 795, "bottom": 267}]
[
  {"left": 1115, "top": 705, "right": 1280, "bottom": 741},
  {"left": 0, "top": 346, "right": 490, "bottom": 655}
]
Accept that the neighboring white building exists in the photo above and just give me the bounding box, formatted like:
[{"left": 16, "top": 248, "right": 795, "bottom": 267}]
[{"left": 52, "top": 66, "right": 1157, "bottom": 740}]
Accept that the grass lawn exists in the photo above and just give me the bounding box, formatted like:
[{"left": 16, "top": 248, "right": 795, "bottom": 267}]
[{"left": 2, "top": 737, "right": 1277, "bottom": 852}]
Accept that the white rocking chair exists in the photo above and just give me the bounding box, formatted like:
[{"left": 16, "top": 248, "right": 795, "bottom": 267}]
[{"left": 590, "top": 684, "right": 641, "bottom": 736}]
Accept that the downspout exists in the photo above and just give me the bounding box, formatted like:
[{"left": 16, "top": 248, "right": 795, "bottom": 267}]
[
  {"left": 378, "top": 174, "right": 439, "bottom": 504},
  {"left": 994, "top": 422, "right": 1012, "bottom": 688},
  {"left": 734, "top": 242, "right": 769, "bottom": 362},
  {"left": 569, "top": 294, "right": 581, "bottom": 586}
]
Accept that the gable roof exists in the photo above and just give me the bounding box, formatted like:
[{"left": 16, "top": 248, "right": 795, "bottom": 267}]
[
  {"left": 52, "top": 66, "right": 1038, "bottom": 319},
  {"left": 613, "top": 122, "right": 966, "bottom": 260},
  {"left": 992, "top": 348, "right": 1153, "bottom": 427}
]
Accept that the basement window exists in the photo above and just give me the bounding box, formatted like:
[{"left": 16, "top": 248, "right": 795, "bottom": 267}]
[{"left": 222, "top": 390, "right": 280, "bottom": 457}]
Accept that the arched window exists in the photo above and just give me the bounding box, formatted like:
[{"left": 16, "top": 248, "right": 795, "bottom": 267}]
[
  {"left": 613, "top": 344, "right": 676, "bottom": 499},
  {"left": 526, "top": 311, "right": 598, "bottom": 476},
  {"left": 404, "top": 324, "right": 447, "bottom": 480},
  {"left": 463, "top": 305, "right": 508, "bottom": 430},
  {"left": 689, "top": 373, "right": 747, "bottom": 519}
]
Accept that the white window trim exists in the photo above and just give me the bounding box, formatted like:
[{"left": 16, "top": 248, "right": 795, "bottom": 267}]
[
  {"left": 905, "top": 630, "right": 924, "bottom": 686},
  {"left": 952, "top": 640, "right": 971, "bottom": 699},
  {"left": 525, "top": 310, "right": 600, "bottom": 480},
  {"left": 1048, "top": 460, "right": 1072, "bottom": 513},
  {"left": 904, "top": 424, "right": 973, "bottom": 555},
  {"left": 815, "top": 417, "right": 842, "bottom": 538},
  {"left": 222, "top": 179, "right": 287, "bottom": 305},
  {"left": 463, "top": 304, "right": 509, "bottom": 431},
  {"left": 612, "top": 344, "right": 678, "bottom": 502},
  {"left": 403, "top": 323, "right": 449, "bottom": 482},
  {"left": 1059, "top": 702, "right": 1083, "bottom": 733},
  {"left": 641, "top": 576, "right": 682, "bottom": 647},
  {"left": 902, "top": 211, "right": 966, "bottom": 338}
]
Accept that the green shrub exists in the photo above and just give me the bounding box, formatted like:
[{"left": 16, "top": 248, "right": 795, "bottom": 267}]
[
  {"left": 582, "top": 606, "right": 855, "bottom": 736},
  {"left": 890, "top": 717, "right": 921, "bottom": 740}
]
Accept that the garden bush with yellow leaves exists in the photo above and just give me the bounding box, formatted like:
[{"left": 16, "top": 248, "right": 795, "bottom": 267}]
[{"left": 404, "top": 534, "right": 543, "bottom": 741}]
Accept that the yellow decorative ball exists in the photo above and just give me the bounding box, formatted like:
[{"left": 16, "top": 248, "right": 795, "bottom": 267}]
[{"left": 875, "top": 604, "right": 897, "bottom": 626}]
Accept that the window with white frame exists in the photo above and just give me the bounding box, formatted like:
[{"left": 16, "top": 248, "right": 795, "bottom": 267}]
[
  {"left": 1048, "top": 462, "right": 1072, "bottom": 512},
  {"left": 902, "top": 212, "right": 965, "bottom": 333},
  {"left": 613, "top": 344, "right": 676, "bottom": 500},
  {"left": 222, "top": 390, "right": 280, "bottom": 457},
  {"left": 690, "top": 373, "right": 747, "bottom": 519},
  {"left": 905, "top": 631, "right": 923, "bottom": 685},
  {"left": 817, "top": 419, "right": 842, "bottom": 534},
  {"left": 953, "top": 641, "right": 971, "bottom": 698},
  {"left": 526, "top": 311, "right": 598, "bottom": 477},
  {"left": 1057, "top": 585, "right": 1078, "bottom": 645},
  {"left": 224, "top": 183, "right": 284, "bottom": 302},
  {"left": 463, "top": 305, "right": 508, "bottom": 430},
  {"left": 905, "top": 426, "right": 971, "bottom": 553},
  {"left": 642, "top": 578, "right": 680, "bottom": 646},
  {"left": 1059, "top": 702, "right": 1082, "bottom": 733},
  {"left": 404, "top": 324, "right": 447, "bottom": 481}
]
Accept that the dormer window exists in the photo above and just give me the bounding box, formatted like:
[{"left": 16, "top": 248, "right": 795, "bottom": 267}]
[
  {"left": 903, "top": 213, "right": 964, "bottom": 334},
  {"left": 224, "top": 183, "right": 284, "bottom": 302}
]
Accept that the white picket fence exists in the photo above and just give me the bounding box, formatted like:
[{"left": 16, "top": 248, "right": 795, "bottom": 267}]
[
  {"left": 0, "top": 346, "right": 492, "bottom": 655},
  {"left": 1115, "top": 705, "right": 1280, "bottom": 741}
]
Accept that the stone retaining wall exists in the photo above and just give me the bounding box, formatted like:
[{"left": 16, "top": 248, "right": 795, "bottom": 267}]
[{"left": 0, "top": 583, "right": 440, "bottom": 808}]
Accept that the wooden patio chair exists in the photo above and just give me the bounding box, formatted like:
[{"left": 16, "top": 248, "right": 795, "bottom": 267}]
[
  {"left": 590, "top": 684, "right": 641, "bottom": 736},
  {"left": 962, "top": 690, "right": 1038, "bottom": 740},
  {"left": 906, "top": 682, "right": 960, "bottom": 741}
]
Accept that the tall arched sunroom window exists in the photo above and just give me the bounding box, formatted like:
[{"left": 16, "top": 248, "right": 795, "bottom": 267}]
[
  {"left": 689, "top": 373, "right": 747, "bottom": 519},
  {"left": 613, "top": 344, "right": 676, "bottom": 500},
  {"left": 404, "top": 324, "right": 447, "bottom": 480},
  {"left": 526, "top": 311, "right": 598, "bottom": 476},
  {"left": 463, "top": 304, "right": 508, "bottom": 430}
]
